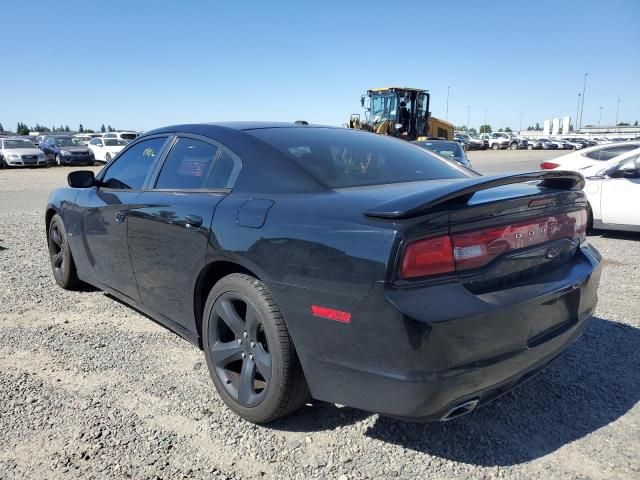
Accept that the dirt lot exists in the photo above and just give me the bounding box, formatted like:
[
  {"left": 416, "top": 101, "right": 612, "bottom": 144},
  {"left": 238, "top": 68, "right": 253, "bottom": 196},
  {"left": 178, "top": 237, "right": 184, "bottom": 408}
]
[{"left": 1, "top": 162, "right": 639, "bottom": 479}]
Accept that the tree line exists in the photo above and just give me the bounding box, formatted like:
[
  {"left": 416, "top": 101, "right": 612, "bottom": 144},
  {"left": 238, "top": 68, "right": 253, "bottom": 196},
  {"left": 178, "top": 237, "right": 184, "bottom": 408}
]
[{"left": 7, "top": 122, "right": 118, "bottom": 135}]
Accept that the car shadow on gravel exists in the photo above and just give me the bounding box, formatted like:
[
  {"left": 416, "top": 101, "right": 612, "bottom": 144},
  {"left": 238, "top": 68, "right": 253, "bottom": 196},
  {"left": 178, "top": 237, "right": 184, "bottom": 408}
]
[
  {"left": 269, "top": 401, "right": 372, "bottom": 432},
  {"left": 364, "top": 317, "right": 640, "bottom": 466},
  {"left": 591, "top": 230, "right": 640, "bottom": 241}
]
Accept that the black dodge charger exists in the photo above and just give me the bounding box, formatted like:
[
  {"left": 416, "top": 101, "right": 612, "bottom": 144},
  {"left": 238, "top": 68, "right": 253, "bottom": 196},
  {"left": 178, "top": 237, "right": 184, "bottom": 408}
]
[{"left": 46, "top": 122, "right": 601, "bottom": 423}]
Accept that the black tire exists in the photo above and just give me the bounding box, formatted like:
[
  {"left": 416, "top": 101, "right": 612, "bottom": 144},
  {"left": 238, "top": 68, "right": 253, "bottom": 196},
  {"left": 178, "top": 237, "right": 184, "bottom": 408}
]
[
  {"left": 48, "top": 214, "right": 80, "bottom": 290},
  {"left": 527, "top": 144, "right": 534, "bottom": 150},
  {"left": 510, "top": 142, "right": 518, "bottom": 150},
  {"left": 462, "top": 143, "right": 469, "bottom": 151},
  {"left": 55, "top": 155, "right": 63, "bottom": 166},
  {"left": 105, "top": 153, "right": 111, "bottom": 163},
  {"left": 491, "top": 143, "right": 500, "bottom": 150},
  {"left": 0, "top": 156, "right": 5, "bottom": 169},
  {"left": 202, "top": 273, "right": 308, "bottom": 423}
]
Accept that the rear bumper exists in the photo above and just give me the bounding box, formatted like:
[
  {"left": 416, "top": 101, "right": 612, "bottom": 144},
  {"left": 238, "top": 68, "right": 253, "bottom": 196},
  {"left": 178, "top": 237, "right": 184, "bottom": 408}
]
[{"left": 272, "top": 244, "right": 601, "bottom": 420}]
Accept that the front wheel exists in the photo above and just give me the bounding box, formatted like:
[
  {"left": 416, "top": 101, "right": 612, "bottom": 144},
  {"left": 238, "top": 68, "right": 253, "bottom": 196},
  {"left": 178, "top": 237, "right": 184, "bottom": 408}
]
[
  {"left": 55, "top": 155, "right": 63, "bottom": 166},
  {"left": 105, "top": 153, "right": 111, "bottom": 163},
  {"left": 527, "top": 144, "right": 534, "bottom": 150},
  {"left": 491, "top": 143, "right": 500, "bottom": 150},
  {"left": 48, "top": 214, "right": 80, "bottom": 289},
  {"left": 0, "top": 156, "right": 5, "bottom": 169},
  {"left": 510, "top": 142, "right": 518, "bottom": 150},
  {"left": 203, "top": 274, "right": 308, "bottom": 423}
]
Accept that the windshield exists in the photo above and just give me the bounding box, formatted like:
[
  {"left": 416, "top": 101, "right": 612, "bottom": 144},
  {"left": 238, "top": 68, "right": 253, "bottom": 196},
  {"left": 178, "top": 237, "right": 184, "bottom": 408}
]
[
  {"left": 120, "top": 133, "right": 137, "bottom": 140},
  {"left": 104, "top": 139, "right": 127, "bottom": 146},
  {"left": 413, "top": 141, "right": 463, "bottom": 161},
  {"left": 249, "top": 128, "right": 470, "bottom": 188},
  {"left": 3, "top": 139, "right": 35, "bottom": 149},
  {"left": 369, "top": 92, "right": 396, "bottom": 126},
  {"left": 56, "top": 137, "right": 84, "bottom": 147}
]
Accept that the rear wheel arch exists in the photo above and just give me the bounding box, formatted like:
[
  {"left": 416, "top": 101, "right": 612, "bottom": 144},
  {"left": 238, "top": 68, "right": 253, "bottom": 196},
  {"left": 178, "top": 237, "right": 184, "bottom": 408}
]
[{"left": 194, "top": 260, "right": 261, "bottom": 348}]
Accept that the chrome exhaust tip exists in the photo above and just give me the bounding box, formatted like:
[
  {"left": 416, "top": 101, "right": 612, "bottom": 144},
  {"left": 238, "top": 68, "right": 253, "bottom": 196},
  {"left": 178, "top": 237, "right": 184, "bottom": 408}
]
[{"left": 440, "top": 398, "right": 479, "bottom": 421}]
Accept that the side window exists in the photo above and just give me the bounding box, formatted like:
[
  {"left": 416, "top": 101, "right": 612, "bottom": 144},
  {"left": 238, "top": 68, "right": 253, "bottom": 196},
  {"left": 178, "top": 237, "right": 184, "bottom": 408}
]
[
  {"left": 102, "top": 137, "right": 166, "bottom": 190},
  {"left": 89, "top": 138, "right": 99, "bottom": 146},
  {"left": 206, "top": 151, "right": 236, "bottom": 189},
  {"left": 155, "top": 138, "right": 219, "bottom": 189}
]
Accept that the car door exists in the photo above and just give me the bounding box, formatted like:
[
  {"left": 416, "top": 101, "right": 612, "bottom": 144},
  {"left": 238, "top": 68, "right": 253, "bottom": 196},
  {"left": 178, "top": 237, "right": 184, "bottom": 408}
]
[
  {"left": 71, "top": 136, "right": 170, "bottom": 301},
  {"left": 126, "top": 134, "right": 240, "bottom": 332},
  {"left": 600, "top": 155, "right": 640, "bottom": 227}
]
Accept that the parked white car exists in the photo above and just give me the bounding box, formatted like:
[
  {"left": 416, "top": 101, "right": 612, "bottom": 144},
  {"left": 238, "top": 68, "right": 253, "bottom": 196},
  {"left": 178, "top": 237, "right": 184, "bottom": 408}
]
[
  {"left": 584, "top": 153, "right": 640, "bottom": 232},
  {"left": 102, "top": 131, "right": 139, "bottom": 143},
  {"left": 539, "top": 141, "right": 640, "bottom": 172},
  {"left": 87, "top": 137, "right": 127, "bottom": 163},
  {"left": 0, "top": 137, "right": 48, "bottom": 168}
]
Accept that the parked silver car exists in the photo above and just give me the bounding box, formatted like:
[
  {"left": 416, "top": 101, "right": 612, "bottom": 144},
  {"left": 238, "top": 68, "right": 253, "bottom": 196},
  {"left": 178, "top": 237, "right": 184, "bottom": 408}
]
[{"left": 0, "top": 137, "right": 48, "bottom": 168}]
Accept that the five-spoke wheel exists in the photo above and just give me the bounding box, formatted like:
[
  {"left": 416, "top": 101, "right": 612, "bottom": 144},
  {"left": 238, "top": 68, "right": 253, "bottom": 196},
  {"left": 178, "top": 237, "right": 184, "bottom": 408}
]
[
  {"left": 47, "top": 214, "right": 80, "bottom": 289},
  {"left": 202, "top": 274, "right": 308, "bottom": 423},
  {"left": 209, "top": 293, "right": 272, "bottom": 407}
]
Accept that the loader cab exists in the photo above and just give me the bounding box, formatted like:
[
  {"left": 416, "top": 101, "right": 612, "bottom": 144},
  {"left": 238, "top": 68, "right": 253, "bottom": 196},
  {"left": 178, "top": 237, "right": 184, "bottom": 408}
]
[{"left": 361, "top": 87, "right": 430, "bottom": 141}]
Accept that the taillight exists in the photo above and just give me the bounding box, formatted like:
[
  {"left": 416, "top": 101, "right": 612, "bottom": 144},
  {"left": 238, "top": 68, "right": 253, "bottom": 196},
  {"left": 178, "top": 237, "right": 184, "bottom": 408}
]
[
  {"left": 400, "top": 234, "right": 455, "bottom": 278},
  {"left": 540, "top": 162, "right": 560, "bottom": 169},
  {"left": 400, "top": 210, "right": 586, "bottom": 280}
]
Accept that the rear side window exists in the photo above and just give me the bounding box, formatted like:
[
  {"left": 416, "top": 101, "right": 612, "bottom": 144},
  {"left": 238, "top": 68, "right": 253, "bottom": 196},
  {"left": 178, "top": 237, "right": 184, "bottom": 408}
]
[
  {"left": 155, "top": 137, "right": 238, "bottom": 190},
  {"left": 585, "top": 144, "right": 638, "bottom": 161},
  {"left": 248, "top": 128, "right": 469, "bottom": 188},
  {"left": 102, "top": 137, "right": 166, "bottom": 189}
]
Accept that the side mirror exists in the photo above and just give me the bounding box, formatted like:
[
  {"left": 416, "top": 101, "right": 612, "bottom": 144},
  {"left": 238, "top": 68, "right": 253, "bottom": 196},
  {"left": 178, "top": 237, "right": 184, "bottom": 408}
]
[
  {"left": 68, "top": 170, "right": 95, "bottom": 188},
  {"left": 621, "top": 168, "right": 639, "bottom": 178}
]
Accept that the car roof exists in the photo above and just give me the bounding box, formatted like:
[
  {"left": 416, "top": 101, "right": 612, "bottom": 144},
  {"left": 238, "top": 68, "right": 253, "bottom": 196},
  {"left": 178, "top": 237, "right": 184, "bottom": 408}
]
[{"left": 144, "top": 121, "right": 334, "bottom": 136}]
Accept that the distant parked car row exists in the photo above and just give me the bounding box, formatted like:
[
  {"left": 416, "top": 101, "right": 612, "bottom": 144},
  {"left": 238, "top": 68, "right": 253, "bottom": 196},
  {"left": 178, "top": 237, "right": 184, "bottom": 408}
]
[
  {"left": 0, "top": 130, "right": 140, "bottom": 168},
  {"left": 539, "top": 141, "right": 640, "bottom": 232}
]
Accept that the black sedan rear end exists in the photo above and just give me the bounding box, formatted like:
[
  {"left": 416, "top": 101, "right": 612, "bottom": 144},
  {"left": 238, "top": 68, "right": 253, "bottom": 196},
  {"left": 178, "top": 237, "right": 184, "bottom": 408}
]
[{"left": 46, "top": 123, "right": 601, "bottom": 423}]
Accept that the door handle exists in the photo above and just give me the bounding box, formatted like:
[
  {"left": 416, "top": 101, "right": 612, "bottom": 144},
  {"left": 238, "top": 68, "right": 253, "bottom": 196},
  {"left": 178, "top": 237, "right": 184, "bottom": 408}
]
[
  {"left": 185, "top": 215, "right": 203, "bottom": 229},
  {"left": 115, "top": 210, "right": 127, "bottom": 223}
]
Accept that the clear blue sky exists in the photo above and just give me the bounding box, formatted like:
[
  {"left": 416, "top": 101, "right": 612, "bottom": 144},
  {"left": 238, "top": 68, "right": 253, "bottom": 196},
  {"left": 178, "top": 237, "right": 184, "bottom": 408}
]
[{"left": 2, "top": 0, "right": 638, "bottom": 132}]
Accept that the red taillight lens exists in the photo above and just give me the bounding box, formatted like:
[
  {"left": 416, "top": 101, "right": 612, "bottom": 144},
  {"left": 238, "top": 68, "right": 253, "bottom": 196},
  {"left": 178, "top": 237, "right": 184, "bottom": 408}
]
[
  {"left": 400, "top": 234, "right": 455, "bottom": 278},
  {"left": 540, "top": 162, "right": 560, "bottom": 169},
  {"left": 400, "top": 210, "right": 586, "bottom": 279}
]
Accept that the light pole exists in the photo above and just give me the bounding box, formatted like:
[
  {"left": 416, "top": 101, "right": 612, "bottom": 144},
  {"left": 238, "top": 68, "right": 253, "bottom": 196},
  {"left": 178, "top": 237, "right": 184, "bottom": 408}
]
[
  {"left": 445, "top": 86, "right": 450, "bottom": 120},
  {"left": 467, "top": 105, "right": 470, "bottom": 132},
  {"left": 615, "top": 98, "right": 621, "bottom": 130},
  {"left": 519, "top": 112, "right": 523, "bottom": 132},
  {"left": 575, "top": 93, "right": 581, "bottom": 132},
  {"left": 579, "top": 73, "right": 588, "bottom": 130},
  {"left": 598, "top": 106, "right": 603, "bottom": 127}
]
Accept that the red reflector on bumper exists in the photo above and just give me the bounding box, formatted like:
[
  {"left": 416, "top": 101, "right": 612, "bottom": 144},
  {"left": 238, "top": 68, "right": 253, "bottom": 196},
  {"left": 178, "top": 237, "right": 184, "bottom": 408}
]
[{"left": 311, "top": 305, "right": 351, "bottom": 323}]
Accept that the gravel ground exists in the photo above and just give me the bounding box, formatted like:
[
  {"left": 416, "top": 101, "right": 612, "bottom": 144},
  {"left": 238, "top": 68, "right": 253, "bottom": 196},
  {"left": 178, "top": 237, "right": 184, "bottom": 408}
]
[{"left": 0, "top": 166, "right": 639, "bottom": 479}]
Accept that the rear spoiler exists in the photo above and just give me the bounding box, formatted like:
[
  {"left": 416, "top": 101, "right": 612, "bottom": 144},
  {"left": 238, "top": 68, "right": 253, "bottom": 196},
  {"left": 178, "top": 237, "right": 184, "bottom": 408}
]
[{"left": 364, "top": 171, "right": 585, "bottom": 219}]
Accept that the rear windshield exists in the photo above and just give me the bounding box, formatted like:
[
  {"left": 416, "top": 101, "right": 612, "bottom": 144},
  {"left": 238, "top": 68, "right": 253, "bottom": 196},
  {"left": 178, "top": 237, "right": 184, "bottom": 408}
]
[
  {"left": 249, "top": 128, "right": 469, "bottom": 188},
  {"left": 120, "top": 133, "right": 137, "bottom": 140}
]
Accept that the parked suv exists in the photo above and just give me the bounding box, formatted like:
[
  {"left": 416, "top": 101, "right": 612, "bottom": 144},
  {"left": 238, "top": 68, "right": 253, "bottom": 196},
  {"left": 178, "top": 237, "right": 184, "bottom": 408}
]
[
  {"left": 39, "top": 135, "right": 95, "bottom": 166},
  {"left": 102, "top": 131, "right": 139, "bottom": 143},
  {"left": 453, "top": 132, "right": 486, "bottom": 150},
  {"left": 488, "top": 132, "right": 526, "bottom": 150}
]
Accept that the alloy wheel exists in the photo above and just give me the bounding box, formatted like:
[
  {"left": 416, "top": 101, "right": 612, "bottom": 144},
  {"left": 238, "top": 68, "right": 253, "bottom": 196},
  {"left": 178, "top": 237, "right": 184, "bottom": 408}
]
[
  {"left": 48, "top": 223, "right": 65, "bottom": 280},
  {"left": 208, "top": 293, "right": 272, "bottom": 407}
]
